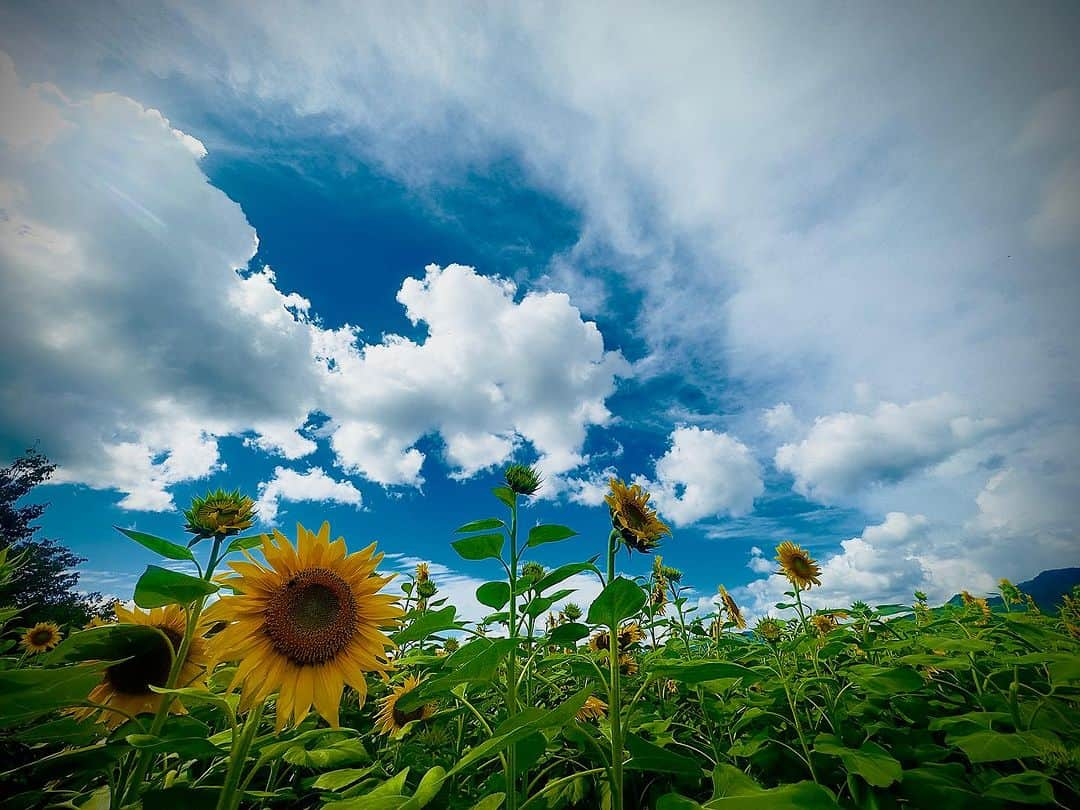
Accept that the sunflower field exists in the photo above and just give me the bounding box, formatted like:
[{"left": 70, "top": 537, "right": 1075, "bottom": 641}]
[{"left": 2, "top": 470, "right": 1079, "bottom": 809}]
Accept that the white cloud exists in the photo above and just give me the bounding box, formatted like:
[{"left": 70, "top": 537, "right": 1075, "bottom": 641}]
[
  {"left": 761, "top": 403, "right": 800, "bottom": 439},
  {"left": 560, "top": 465, "right": 619, "bottom": 507},
  {"left": 0, "top": 53, "right": 628, "bottom": 508},
  {"left": 747, "top": 546, "right": 772, "bottom": 575},
  {"left": 637, "top": 426, "right": 762, "bottom": 525},
  {"left": 255, "top": 466, "right": 363, "bottom": 525},
  {"left": 775, "top": 396, "right": 998, "bottom": 502}
]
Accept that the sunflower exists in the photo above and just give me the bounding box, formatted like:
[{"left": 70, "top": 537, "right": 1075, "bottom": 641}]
[
  {"left": 589, "top": 622, "right": 643, "bottom": 654},
  {"left": 718, "top": 585, "right": 747, "bottom": 630},
  {"left": 755, "top": 617, "right": 785, "bottom": 644},
  {"left": 774, "top": 541, "right": 822, "bottom": 590},
  {"left": 618, "top": 653, "right": 638, "bottom": 676},
  {"left": 21, "top": 621, "right": 62, "bottom": 654},
  {"left": 83, "top": 615, "right": 112, "bottom": 630},
  {"left": 575, "top": 695, "right": 607, "bottom": 721},
  {"left": 505, "top": 463, "right": 543, "bottom": 496},
  {"left": 605, "top": 478, "right": 671, "bottom": 554},
  {"left": 374, "top": 674, "right": 437, "bottom": 735},
  {"left": 183, "top": 488, "right": 256, "bottom": 538},
  {"left": 205, "top": 521, "right": 403, "bottom": 731},
  {"left": 415, "top": 562, "right": 430, "bottom": 583},
  {"left": 811, "top": 613, "right": 839, "bottom": 636},
  {"left": 71, "top": 604, "right": 209, "bottom": 729}
]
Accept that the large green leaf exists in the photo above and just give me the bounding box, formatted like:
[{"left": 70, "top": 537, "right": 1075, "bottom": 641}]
[
  {"left": 451, "top": 533, "right": 504, "bottom": 561},
  {"left": 44, "top": 623, "right": 174, "bottom": 665},
  {"left": 847, "top": 665, "right": 924, "bottom": 695},
  {"left": 898, "top": 764, "right": 979, "bottom": 805},
  {"left": 587, "top": 576, "right": 646, "bottom": 627},
  {"left": 533, "top": 560, "right": 601, "bottom": 594},
  {"left": 455, "top": 518, "right": 506, "bottom": 533},
  {"left": 312, "top": 766, "right": 377, "bottom": 791},
  {"left": 284, "top": 738, "right": 370, "bottom": 769},
  {"left": 225, "top": 534, "right": 266, "bottom": 552},
  {"left": 127, "top": 716, "right": 224, "bottom": 758},
  {"left": 0, "top": 663, "right": 107, "bottom": 727},
  {"left": 492, "top": 486, "right": 516, "bottom": 509},
  {"left": 134, "top": 565, "right": 218, "bottom": 607},
  {"left": 526, "top": 524, "right": 578, "bottom": 548},
  {"left": 952, "top": 729, "right": 1059, "bottom": 763},
  {"left": 625, "top": 732, "right": 702, "bottom": 776},
  {"left": 711, "top": 764, "right": 762, "bottom": 798},
  {"left": 548, "top": 622, "right": 590, "bottom": 646},
  {"left": 983, "top": 771, "right": 1055, "bottom": 804},
  {"left": 476, "top": 581, "right": 511, "bottom": 610},
  {"left": 813, "top": 735, "right": 901, "bottom": 787},
  {"left": 116, "top": 527, "right": 194, "bottom": 561},
  {"left": 523, "top": 589, "right": 575, "bottom": 619},
  {"left": 393, "top": 606, "right": 461, "bottom": 645},
  {"left": 658, "top": 781, "right": 838, "bottom": 808}
]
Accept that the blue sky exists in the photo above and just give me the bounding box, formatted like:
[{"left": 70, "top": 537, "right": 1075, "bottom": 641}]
[{"left": 1, "top": 2, "right": 1078, "bottom": 621}]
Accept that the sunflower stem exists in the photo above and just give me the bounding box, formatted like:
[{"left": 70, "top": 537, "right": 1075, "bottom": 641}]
[
  {"left": 605, "top": 528, "right": 625, "bottom": 810},
  {"left": 505, "top": 494, "right": 520, "bottom": 810},
  {"left": 218, "top": 698, "right": 266, "bottom": 810}
]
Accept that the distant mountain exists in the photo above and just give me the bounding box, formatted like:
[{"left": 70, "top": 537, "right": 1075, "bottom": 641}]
[{"left": 945, "top": 567, "right": 1080, "bottom": 613}]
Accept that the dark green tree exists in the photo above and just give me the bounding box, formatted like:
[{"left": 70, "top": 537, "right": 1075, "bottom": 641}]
[{"left": 0, "top": 448, "right": 105, "bottom": 627}]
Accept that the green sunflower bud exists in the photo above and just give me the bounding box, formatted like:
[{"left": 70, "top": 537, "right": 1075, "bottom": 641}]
[{"left": 183, "top": 488, "right": 256, "bottom": 538}]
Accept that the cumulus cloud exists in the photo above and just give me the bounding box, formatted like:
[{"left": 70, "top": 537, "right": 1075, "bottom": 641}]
[
  {"left": 256, "top": 466, "right": 363, "bottom": 525},
  {"left": 638, "top": 426, "right": 763, "bottom": 525},
  {"left": 0, "top": 54, "right": 628, "bottom": 508},
  {"left": 775, "top": 396, "right": 998, "bottom": 502}
]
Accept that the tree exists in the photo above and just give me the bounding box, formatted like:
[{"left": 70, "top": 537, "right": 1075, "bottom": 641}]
[{"left": 0, "top": 448, "right": 106, "bottom": 627}]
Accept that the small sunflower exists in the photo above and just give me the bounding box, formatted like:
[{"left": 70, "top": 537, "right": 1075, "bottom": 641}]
[
  {"left": 718, "top": 585, "right": 747, "bottom": 630},
  {"left": 605, "top": 478, "right": 671, "bottom": 554},
  {"left": 71, "top": 604, "right": 209, "bottom": 729},
  {"left": 651, "top": 581, "right": 667, "bottom": 615},
  {"left": 811, "top": 613, "right": 839, "bottom": 636},
  {"left": 589, "top": 622, "right": 643, "bottom": 654},
  {"left": 505, "top": 463, "right": 543, "bottom": 496},
  {"left": 415, "top": 562, "right": 430, "bottom": 583},
  {"left": 575, "top": 695, "right": 607, "bottom": 721},
  {"left": 183, "top": 488, "right": 256, "bottom": 538},
  {"left": 21, "top": 621, "right": 63, "bottom": 654},
  {"left": 775, "top": 541, "right": 822, "bottom": 591},
  {"left": 374, "top": 674, "right": 437, "bottom": 735},
  {"left": 618, "top": 653, "right": 638, "bottom": 676},
  {"left": 755, "top": 616, "right": 785, "bottom": 644},
  {"left": 205, "top": 522, "right": 403, "bottom": 731}
]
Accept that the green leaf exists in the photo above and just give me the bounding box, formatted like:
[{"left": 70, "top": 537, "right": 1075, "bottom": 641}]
[
  {"left": 468, "top": 796, "right": 505, "bottom": 810},
  {"left": 952, "top": 729, "right": 1059, "bottom": 763},
  {"left": 523, "top": 589, "right": 575, "bottom": 619},
  {"left": 847, "top": 664, "right": 924, "bottom": 695},
  {"left": 451, "top": 533, "right": 504, "bottom": 561},
  {"left": 648, "top": 661, "right": 763, "bottom": 686},
  {"left": 548, "top": 622, "right": 589, "bottom": 646},
  {"left": 813, "top": 736, "right": 901, "bottom": 787},
  {"left": 393, "top": 606, "right": 461, "bottom": 645},
  {"left": 711, "top": 764, "right": 762, "bottom": 798},
  {"left": 127, "top": 715, "right": 224, "bottom": 758},
  {"left": 116, "top": 527, "right": 194, "bottom": 561},
  {"left": 658, "top": 782, "right": 838, "bottom": 808},
  {"left": 874, "top": 603, "right": 913, "bottom": 616},
  {"left": 625, "top": 732, "right": 702, "bottom": 776},
  {"left": 312, "top": 766, "right": 377, "bottom": 791},
  {"left": 587, "top": 576, "right": 646, "bottom": 627},
  {"left": 150, "top": 685, "right": 235, "bottom": 722},
  {"left": 526, "top": 524, "right": 578, "bottom": 547},
  {"left": 983, "top": 771, "right": 1055, "bottom": 804},
  {"left": 0, "top": 663, "right": 108, "bottom": 726},
  {"left": 455, "top": 518, "right": 506, "bottom": 533},
  {"left": 533, "top": 559, "right": 601, "bottom": 593},
  {"left": 44, "top": 623, "right": 174, "bottom": 665},
  {"left": 225, "top": 534, "right": 266, "bottom": 552},
  {"left": 898, "top": 764, "right": 979, "bottom": 805},
  {"left": 492, "top": 486, "right": 516, "bottom": 508},
  {"left": 1047, "top": 654, "right": 1080, "bottom": 686},
  {"left": 284, "top": 738, "right": 370, "bottom": 769},
  {"left": 476, "top": 581, "right": 511, "bottom": 610},
  {"left": 134, "top": 565, "right": 219, "bottom": 608}
]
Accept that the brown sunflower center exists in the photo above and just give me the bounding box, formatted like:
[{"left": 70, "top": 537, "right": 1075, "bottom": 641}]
[
  {"left": 264, "top": 567, "right": 358, "bottom": 665},
  {"left": 29, "top": 628, "right": 55, "bottom": 646},
  {"left": 105, "top": 626, "right": 180, "bottom": 695},
  {"left": 790, "top": 556, "right": 814, "bottom": 577}
]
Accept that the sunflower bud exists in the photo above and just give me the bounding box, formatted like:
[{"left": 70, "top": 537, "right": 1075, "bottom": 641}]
[
  {"left": 183, "top": 488, "right": 256, "bottom": 538},
  {"left": 521, "top": 561, "right": 546, "bottom": 585},
  {"left": 562, "top": 602, "right": 583, "bottom": 622},
  {"left": 504, "top": 463, "right": 543, "bottom": 496}
]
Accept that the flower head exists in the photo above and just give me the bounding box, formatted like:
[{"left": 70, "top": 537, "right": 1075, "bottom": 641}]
[
  {"left": 575, "top": 695, "right": 608, "bottom": 721},
  {"left": 718, "top": 584, "right": 747, "bottom": 630},
  {"left": 374, "top": 674, "right": 437, "bottom": 735},
  {"left": 504, "top": 464, "right": 543, "bottom": 496},
  {"left": 205, "top": 521, "right": 403, "bottom": 730},
  {"left": 775, "top": 541, "right": 822, "bottom": 591},
  {"left": 71, "top": 605, "right": 209, "bottom": 729},
  {"left": 415, "top": 562, "right": 430, "bottom": 583},
  {"left": 755, "top": 616, "right": 785, "bottom": 644},
  {"left": 21, "top": 621, "right": 62, "bottom": 654},
  {"left": 811, "top": 612, "right": 839, "bottom": 636},
  {"left": 605, "top": 478, "right": 671, "bottom": 554},
  {"left": 183, "top": 488, "right": 256, "bottom": 538}
]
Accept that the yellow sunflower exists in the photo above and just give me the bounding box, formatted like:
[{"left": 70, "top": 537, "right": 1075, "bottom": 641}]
[
  {"left": 605, "top": 478, "right": 671, "bottom": 554},
  {"left": 718, "top": 585, "right": 747, "bottom": 630},
  {"left": 618, "top": 653, "right": 639, "bottom": 676},
  {"left": 21, "top": 621, "right": 62, "bottom": 654},
  {"left": 71, "top": 604, "right": 209, "bottom": 729},
  {"left": 415, "top": 562, "right": 430, "bottom": 583},
  {"left": 811, "top": 613, "right": 838, "bottom": 636},
  {"left": 588, "top": 622, "right": 643, "bottom": 654},
  {"left": 205, "top": 521, "right": 403, "bottom": 731},
  {"left": 775, "top": 541, "right": 822, "bottom": 590},
  {"left": 373, "top": 674, "right": 437, "bottom": 734},
  {"left": 83, "top": 615, "right": 112, "bottom": 630},
  {"left": 575, "top": 695, "right": 608, "bottom": 721}
]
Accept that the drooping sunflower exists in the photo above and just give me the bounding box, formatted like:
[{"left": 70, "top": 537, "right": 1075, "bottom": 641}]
[
  {"left": 374, "top": 674, "right": 437, "bottom": 735},
  {"left": 575, "top": 695, "right": 608, "bottom": 721},
  {"left": 775, "top": 541, "right": 822, "bottom": 590},
  {"left": 205, "top": 522, "right": 403, "bottom": 731},
  {"left": 811, "top": 612, "right": 839, "bottom": 636},
  {"left": 718, "top": 585, "right": 747, "bottom": 630},
  {"left": 589, "top": 622, "right": 643, "bottom": 654},
  {"left": 71, "top": 604, "right": 209, "bottom": 729},
  {"left": 605, "top": 478, "right": 671, "bottom": 554},
  {"left": 618, "top": 653, "right": 639, "bottom": 676},
  {"left": 21, "top": 621, "right": 62, "bottom": 654}
]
